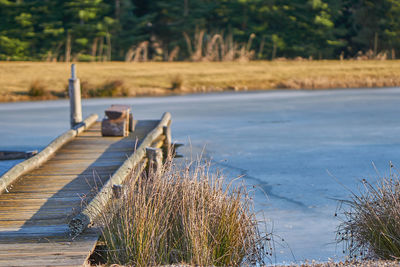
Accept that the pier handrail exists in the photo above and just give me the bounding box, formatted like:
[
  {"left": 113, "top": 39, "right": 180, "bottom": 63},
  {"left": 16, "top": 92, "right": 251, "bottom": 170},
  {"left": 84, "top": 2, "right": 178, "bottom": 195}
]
[
  {"left": 0, "top": 114, "right": 98, "bottom": 194},
  {"left": 69, "top": 112, "right": 171, "bottom": 236}
]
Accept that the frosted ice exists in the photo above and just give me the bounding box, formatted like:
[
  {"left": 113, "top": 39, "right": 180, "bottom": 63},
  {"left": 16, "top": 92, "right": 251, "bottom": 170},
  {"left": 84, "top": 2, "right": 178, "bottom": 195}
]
[{"left": 1, "top": 88, "right": 400, "bottom": 263}]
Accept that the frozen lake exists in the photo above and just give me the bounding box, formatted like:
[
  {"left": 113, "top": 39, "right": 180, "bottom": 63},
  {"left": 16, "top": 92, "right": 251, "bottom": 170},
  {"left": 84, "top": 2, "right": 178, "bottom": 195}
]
[{"left": 1, "top": 88, "right": 400, "bottom": 264}]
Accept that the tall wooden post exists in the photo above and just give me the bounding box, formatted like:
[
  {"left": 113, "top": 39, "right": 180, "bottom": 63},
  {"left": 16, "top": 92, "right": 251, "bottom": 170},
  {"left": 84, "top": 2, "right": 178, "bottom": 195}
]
[
  {"left": 162, "top": 125, "right": 171, "bottom": 160},
  {"left": 146, "top": 147, "right": 163, "bottom": 176},
  {"left": 69, "top": 64, "right": 82, "bottom": 128}
]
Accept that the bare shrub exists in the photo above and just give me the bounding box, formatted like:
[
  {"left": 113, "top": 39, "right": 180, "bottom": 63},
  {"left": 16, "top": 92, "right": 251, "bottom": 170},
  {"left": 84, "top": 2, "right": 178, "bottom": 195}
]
[
  {"left": 97, "top": 157, "right": 271, "bottom": 266},
  {"left": 170, "top": 75, "right": 184, "bottom": 91},
  {"left": 93, "top": 80, "right": 128, "bottom": 97},
  {"left": 28, "top": 80, "right": 49, "bottom": 97},
  {"left": 65, "top": 79, "right": 129, "bottom": 98},
  {"left": 337, "top": 165, "right": 400, "bottom": 260}
]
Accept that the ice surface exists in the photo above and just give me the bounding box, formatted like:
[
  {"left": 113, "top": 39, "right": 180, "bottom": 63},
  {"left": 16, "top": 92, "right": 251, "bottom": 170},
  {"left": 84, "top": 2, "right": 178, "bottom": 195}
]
[{"left": 1, "top": 88, "right": 400, "bottom": 263}]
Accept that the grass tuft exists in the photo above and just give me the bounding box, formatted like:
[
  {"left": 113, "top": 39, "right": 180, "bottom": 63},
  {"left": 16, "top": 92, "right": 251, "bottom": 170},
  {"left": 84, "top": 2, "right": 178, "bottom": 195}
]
[
  {"left": 337, "top": 165, "right": 400, "bottom": 260},
  {"left": 66, "top": 79, "right": 129, "bottom": 98},
  {"left": 96, "top": 157, "right": 271, "bottom": 266},
  {"left": 89, "top": 79, "right": 128, "bottom": 97},
  {"left": 28, "top": 80, "right": 48, "bottom": 97},
  {"left": 170, "top": 74, "right": 184, "bottom": 90},
  {"left": 95, "top": 79, "right": 128, "bottom": 97}
]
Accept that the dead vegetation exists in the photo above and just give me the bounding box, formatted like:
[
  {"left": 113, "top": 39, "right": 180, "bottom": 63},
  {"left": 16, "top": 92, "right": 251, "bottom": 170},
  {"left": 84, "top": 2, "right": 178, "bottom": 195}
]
[
  {"left": 337, "top": 165, "right": 400, "bottom": 261},
  {"left": 1, "top": 60, "right": 400, "bottom": 102},
  {"left": 93, "top": 157, "right": 271, "bottom": 266}
]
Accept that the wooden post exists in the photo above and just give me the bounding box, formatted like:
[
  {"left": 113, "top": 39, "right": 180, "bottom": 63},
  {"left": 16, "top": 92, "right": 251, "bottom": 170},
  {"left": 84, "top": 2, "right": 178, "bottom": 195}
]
[
  {"left": 162, "top": 124, "right": 171, "bottom": 160},
  {"left": 112, "top": 184, "right": 123, "bottom": 199},
  {"left": 146, "top": 147, "right": 163, "bottom": 176},
  {"left": 69, "top": 64, "right": 82, "bottom": 128}
]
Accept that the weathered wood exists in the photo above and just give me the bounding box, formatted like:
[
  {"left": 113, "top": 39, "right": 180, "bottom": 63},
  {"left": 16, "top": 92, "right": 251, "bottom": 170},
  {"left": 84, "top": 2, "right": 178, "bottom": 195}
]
[
  {"left": 0, "top": 228, "right": 99, "bottom": 266},
  {"left": 112, "top": 184, "right": 123, "bottom": 199},
  {"left": 162, "top": 122, "right": 172, "bottom": 159},
  {"left": 151, "top": 134, "right": 166, "bottom": 149},
  {"left": 0, "top": 114, "right": 98, "bottom": 194},
  {"left": 102, "top": 104, "right": 131, "bottom": 136},
  {"left": 101, "top": 117, "right": 128, "bottom": 137},
  {"left": 163, "top": 124, "right": 172, "bottom": 149},
  {"left": 129, "top": 112, "right": 135, "bottom": 132},
  {"left": 105, "top": 104, "right": 130, "bottom": 120},
  {"left": 146, "top": 147, "right": 163, "bottom": 175},
  {"left": 0, "top": 117, "right": 162, "bottom": 266},
  {"left": 69, "top": 64, "right": 83, "bottom": 128},
  {"left": 0, "top": 112, "right": 172, "bottom": 266},
  {"left": 69, "top": 112, "right": 171, "bottom": 236},
  {"left": 0, "top": 150, "right": 37, "bottom": 160}
]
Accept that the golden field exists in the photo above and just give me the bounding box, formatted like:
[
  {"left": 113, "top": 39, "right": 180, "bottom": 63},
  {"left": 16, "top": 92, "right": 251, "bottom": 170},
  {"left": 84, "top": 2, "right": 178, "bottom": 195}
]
[{"left": 0, "top": 60, "right": 400, "bottom": 102}]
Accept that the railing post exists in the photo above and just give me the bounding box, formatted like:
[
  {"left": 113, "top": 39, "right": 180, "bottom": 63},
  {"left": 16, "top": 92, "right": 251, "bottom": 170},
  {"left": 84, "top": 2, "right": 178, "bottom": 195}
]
[
  {"left": 146, "top": 147, "right": 163, "bottom": 176},
  {"left": 162, "top": 125, "right": 171, "bottom": 160},
  {"left": 69, "top": 64, "right": 82, "bottom": 128}
]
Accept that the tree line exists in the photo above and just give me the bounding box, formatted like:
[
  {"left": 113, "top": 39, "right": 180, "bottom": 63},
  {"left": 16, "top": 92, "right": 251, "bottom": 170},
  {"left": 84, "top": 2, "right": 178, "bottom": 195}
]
[{"left": 1, "top": 0, "right": 399, "bottom": 62}]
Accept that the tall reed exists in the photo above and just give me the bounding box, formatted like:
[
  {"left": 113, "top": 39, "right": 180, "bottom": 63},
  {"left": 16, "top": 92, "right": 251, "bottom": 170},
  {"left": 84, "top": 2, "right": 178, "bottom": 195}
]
[
  {"left": 96, "top": 157, "right": 271, "bottom": 266},
  {"left": 337, "top": 166, "right": 400, "bottom": 260}
]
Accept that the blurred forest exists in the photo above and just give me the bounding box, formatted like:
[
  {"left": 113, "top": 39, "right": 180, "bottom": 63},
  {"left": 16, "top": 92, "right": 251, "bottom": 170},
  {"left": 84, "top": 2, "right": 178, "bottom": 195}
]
[{"left": 1, "top": 0, "right": 400, "bottom": 61}]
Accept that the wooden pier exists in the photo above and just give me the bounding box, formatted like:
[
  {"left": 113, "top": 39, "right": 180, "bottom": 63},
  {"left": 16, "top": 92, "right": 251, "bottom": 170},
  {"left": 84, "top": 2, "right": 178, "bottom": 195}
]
[
  {"left": 0, "top": 112, "right": 172, "bottom": 266},
  {"left": 0, "top": 65, "right": 173, "bottom": 266}
]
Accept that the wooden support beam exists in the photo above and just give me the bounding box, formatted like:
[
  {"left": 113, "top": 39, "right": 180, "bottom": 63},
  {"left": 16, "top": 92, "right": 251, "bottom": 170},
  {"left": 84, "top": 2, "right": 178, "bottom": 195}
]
[
  {"left": 162, "top": 123, "right": 172, "bottom": 159},
  {"left": 146, "top": 147, "right": 163, "bottom": 176},
  {"left": 129, "top": 113, "right": 134, "bottom": 132}
]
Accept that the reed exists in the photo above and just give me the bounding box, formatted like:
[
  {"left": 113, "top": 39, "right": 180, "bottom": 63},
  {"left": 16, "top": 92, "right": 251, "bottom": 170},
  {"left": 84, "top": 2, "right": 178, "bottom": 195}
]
[
  {"left": 337, "top": 165, "right": 400, "bottom": 260},
  {"left": 96, "top": 157, "right": 271, "bottom": 266}
]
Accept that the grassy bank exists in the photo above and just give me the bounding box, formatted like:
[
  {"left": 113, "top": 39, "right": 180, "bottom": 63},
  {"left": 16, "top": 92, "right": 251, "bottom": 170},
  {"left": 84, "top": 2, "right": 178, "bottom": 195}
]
[{"left": 0, "top": 60, "right": 400, "bottom": 102}]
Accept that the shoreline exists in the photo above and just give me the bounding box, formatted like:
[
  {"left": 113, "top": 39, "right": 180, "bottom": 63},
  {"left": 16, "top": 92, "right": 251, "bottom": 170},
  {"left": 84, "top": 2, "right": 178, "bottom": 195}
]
[
  {"left": 1, "top": 60, "right": 400, "bottom": 103},
  {"left": 2, "top": 85, "right": 399, "bottom": 104}
]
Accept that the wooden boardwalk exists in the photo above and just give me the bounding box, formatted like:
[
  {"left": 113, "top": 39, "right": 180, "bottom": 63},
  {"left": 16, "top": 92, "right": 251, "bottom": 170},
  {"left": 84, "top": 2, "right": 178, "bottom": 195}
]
[{"left": 0, "top": 120, "right": 159, "bottom": 266}]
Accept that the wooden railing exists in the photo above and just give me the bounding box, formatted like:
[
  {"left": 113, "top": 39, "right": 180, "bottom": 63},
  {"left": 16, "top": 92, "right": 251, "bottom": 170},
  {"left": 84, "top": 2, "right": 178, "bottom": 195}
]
[
  {"left": 69, "top": 112, "right": 172, "bottom": 235},
  {"left": 0, "top": 114, "right": 98, "bottom": 194}
]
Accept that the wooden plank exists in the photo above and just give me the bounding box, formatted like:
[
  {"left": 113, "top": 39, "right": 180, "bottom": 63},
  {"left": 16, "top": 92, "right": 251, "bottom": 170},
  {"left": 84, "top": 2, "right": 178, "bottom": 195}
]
[
  {"left": 0, "top": 114, "right": 98, "bottom": 194},
  {"left": 0, "top": 255, "right": 89, "bottom": 266},
  {"left": 0, "top": 117, "right": 166, "bottom": 266},
  {"left": 0, "top": 219, "right": 68, "bottom": 228}
]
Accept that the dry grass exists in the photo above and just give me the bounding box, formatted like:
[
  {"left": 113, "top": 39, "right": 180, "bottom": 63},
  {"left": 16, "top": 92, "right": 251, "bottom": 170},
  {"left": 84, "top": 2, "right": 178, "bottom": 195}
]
[
  {"left": 0, "top": 60, "right": 400, "bottom": 102},
  {"left": 94, "top": 157, "right": 271, "bottom": 266},
  {"left": 77, "top": 79, "right": 128, "bottom": 98},
  {"left": 277, "top": 260, "right": 400, "bottom": 266},
  {"left": 337, "top": 166, "right": 400, "bottom": 261}
]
